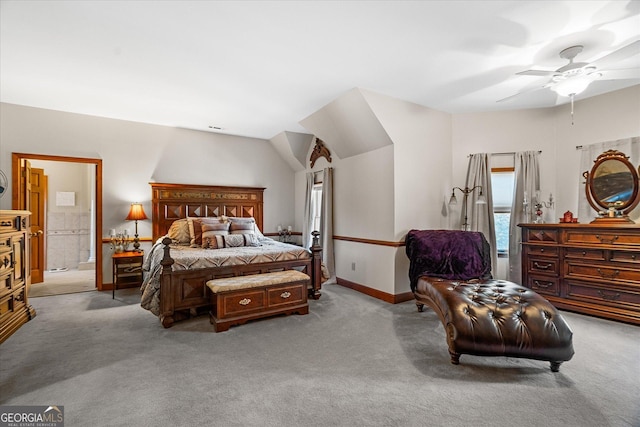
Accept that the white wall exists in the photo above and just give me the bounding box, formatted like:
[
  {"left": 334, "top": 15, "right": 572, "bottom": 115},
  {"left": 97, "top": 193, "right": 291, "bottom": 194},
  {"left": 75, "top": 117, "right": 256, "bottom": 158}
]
[{"left": 0, "top": 103, "right": 297, "bottom": 283}]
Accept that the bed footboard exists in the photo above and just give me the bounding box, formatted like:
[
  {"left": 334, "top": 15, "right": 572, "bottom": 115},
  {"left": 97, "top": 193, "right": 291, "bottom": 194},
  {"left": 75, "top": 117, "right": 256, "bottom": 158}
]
[{"left": 158, "top": 237, "right": 323, "bottom": 328}]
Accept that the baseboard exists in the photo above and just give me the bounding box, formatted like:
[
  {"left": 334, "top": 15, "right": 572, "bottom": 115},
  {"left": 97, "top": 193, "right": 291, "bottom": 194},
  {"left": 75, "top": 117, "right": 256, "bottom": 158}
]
[{"left": 335, "top": 277, "right": 414, "bottom": 304}]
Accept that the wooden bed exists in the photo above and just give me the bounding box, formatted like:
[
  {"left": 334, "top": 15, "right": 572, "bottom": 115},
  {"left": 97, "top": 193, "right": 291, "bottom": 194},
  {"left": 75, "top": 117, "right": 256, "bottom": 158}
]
[{"left": 149, "top": 182, "right": 323, "bottom": 328}]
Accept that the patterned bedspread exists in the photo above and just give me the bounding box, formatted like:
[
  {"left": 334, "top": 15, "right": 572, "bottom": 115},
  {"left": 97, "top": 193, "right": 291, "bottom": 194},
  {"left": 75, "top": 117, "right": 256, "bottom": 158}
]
[{"left": 140, "top": 236, "right": 311, "bottom": 315}]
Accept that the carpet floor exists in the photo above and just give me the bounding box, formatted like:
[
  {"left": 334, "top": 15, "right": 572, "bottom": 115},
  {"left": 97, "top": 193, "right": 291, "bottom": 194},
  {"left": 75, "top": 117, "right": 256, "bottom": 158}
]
[
  {"left": 29, "top": 269, "right": 96, "bottom": 298},
  {"left": 1, "top": 284, "right": 639, "bottom": 427}
]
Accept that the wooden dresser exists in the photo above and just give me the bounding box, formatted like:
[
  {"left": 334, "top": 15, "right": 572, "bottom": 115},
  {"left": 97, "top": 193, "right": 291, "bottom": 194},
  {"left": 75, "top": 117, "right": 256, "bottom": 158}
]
[
  {"left": 1, "top": 210, "right": 36, "bottom": 344},
  {"left": 520, "top": 223, "right": 640, "bottom": 325}
]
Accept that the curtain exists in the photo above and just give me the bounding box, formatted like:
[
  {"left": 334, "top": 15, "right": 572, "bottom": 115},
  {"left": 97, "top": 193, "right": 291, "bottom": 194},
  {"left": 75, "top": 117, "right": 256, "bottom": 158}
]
[
  {"left": 464, "top": 153, "right": 497, "bottom": 275},
  {"left": 302, "top": 172, "right": 314, "bottom": 249},
  {"left": 320, "top": 167, "right": 335, "bottom": 281},
  {"left": 577, "top": 137, "right": 638, "bottom": 222},
  {"left": 508, "top": 151, "right": 540, "bottom": 282}
]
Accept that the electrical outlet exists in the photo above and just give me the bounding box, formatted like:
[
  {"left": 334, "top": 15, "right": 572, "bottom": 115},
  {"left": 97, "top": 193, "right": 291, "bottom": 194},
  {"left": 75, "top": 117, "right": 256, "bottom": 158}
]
[{"left": 351, "top": 262, "right": 356, "bottom": 271}]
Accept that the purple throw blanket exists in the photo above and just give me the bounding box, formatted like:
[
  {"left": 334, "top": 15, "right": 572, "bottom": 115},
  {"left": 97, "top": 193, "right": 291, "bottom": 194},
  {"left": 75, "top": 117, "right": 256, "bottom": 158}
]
[{"left": 405, "top": 229, "right": 492, "bottom": 292}]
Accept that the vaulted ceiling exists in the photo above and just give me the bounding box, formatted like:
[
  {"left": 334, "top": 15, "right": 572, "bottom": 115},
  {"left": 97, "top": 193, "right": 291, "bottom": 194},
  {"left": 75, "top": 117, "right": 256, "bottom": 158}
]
[{"left": 1, "top": 1, "right": 639, "bottom": 140}]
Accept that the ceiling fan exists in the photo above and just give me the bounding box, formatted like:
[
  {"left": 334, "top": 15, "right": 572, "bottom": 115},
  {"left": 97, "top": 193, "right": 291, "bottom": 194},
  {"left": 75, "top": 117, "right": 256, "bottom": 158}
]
[{"left": 498, "top": 40, "right": 640, "bottom": 103}]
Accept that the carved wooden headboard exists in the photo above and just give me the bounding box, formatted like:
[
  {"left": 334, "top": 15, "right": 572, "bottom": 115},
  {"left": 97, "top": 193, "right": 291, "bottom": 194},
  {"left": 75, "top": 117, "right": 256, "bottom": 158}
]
[{"left": 150, "top": 183, "right": 265, "bottom": 241}]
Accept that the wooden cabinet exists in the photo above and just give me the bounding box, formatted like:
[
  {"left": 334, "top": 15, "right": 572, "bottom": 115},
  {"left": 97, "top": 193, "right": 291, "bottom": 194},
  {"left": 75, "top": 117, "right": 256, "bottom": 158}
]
[
  {"left": 520, "top": 223, "right": 640, "bottom": 325},
  {"left": 112, "top": 251, "right": 144, "bottom": 298},
  {"left": 1, "top": 210, "right": 36, "bottom": 344}
]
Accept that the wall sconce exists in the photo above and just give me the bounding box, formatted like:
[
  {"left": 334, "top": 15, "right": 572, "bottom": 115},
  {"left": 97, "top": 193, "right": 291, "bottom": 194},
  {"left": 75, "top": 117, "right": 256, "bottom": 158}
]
[
  {"left": 449, "top": 186, "right": 486, "bottom": 231},
  {"left": 125, "top": 203, "right": 148, "bottom": 252}
]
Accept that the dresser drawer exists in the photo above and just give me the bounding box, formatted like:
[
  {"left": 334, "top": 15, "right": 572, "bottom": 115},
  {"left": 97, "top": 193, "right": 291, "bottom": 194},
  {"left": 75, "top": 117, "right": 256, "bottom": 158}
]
[
  {"left": 525, "top": 245, "right": 559, "bottom": 258},
  {"left": 611, "top": 251, "right": 640, "bottom": 265},
  {"left": 526, "top": 275, "right": 560, "bottom": 296},
  {"left": 221, "top": 289, "right": 266, "bottom": 315},
  {"left": 566, "top": 280, "right": 640, "bottom": 310},
  {"left": 527, "top": 257, "right": 559, "bottom": 275},
  {"left": 267, "top": 283, "right": 306, "bottom": 308},
  {"left": 565, "top": 231, "right": 640, "bottom": 247},
  {"left": 524, "top": 229, "right": 558, "bottom": 243},
  {"left": 565, "top": 262, "right": 640, "bottom": 285},
  {"left": 565, "top": 247, "right": 606, "bottom": 261},
  {"left": 0, "top": 216, "right": 18, "bottom": 234}
]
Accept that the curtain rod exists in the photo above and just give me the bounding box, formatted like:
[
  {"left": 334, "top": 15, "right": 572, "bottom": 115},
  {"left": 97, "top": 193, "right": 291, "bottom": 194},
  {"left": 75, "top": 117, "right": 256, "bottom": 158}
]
[{"left": 467, "top": 150, "right": 542, "bottom": 157}]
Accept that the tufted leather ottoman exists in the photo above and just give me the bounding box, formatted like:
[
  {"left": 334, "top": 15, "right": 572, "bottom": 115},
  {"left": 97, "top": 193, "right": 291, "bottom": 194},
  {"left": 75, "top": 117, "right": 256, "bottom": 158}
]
[{"left": 415, "top": 277, "right": 574, "bottom": 371}]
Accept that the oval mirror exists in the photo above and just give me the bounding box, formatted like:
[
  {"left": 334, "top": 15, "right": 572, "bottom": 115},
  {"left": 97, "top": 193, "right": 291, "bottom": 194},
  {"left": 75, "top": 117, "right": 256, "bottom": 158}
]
[{"left": 584, "top": 149, "right": 640, "bottom": 222}]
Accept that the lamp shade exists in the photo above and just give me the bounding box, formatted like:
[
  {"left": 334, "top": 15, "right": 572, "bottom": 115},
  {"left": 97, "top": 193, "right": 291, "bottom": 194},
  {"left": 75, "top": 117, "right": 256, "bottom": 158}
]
[{"left": 125, "top": 203, "right": 148, "bottom": 221}]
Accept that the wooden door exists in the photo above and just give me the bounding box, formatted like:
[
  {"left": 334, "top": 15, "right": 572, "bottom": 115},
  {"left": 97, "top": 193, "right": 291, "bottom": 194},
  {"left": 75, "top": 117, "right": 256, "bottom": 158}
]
[{"left": 29, "top": 168, "right": 46, "bottom": 283}]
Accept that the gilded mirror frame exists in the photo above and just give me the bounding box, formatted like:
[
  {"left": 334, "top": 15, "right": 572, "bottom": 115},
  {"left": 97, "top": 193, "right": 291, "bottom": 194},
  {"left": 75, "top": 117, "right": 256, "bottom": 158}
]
[{"left": 583, "top": 149, "right": 640, "bottom": 223}]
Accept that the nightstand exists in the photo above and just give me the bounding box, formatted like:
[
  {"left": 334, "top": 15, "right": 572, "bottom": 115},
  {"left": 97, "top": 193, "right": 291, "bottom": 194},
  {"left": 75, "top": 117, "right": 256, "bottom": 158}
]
[{"left": 112, "top": 251, "right": 144, "bottom": 299}]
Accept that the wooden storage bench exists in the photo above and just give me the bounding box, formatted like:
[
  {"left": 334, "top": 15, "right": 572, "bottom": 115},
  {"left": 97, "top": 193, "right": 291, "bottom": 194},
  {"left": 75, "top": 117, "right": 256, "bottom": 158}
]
[{"left": 206, "top": 270, "right": 310, "bottom": 332}]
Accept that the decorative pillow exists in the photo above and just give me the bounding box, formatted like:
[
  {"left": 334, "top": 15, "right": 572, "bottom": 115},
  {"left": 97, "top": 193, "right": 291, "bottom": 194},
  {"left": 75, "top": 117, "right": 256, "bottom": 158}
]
[
  {"left": 167, "top": 218, "right": 190, "bottom": 244},
  {"left": 221, "top": 233, "right": 260, "bottom": 248},
  {"left": 188, "top": 217, "right": 225, "bottom": 247},
  {"left": 228, "top": 217, "right": 257, "bottom": 235},
  {"left": 201, "top": 221, "right": 230, "bottom": 249}
]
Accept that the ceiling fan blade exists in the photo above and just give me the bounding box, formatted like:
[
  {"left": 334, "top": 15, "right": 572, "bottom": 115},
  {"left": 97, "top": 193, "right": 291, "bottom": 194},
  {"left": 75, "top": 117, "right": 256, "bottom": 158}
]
[
  {"left": 598, "top": 68, "right": 640, "bottom": 81},
  {"left": 497, "top": 85, "right": 547, "bottom": 103},
  {"left": 592, "top": 40, "right": 640, "bottom": 69},
  {"left": 516, "top": 69, "right": 556, "bottom": 77}
]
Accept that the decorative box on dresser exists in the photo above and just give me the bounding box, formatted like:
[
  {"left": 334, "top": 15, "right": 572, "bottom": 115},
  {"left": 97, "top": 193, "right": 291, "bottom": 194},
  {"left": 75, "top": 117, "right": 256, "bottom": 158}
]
[
  {"left": 0, "top": 210, "right": 36, "bottom": 344},
  {"left": 520, "top": 223, "right": 640, "bottom": 325}
]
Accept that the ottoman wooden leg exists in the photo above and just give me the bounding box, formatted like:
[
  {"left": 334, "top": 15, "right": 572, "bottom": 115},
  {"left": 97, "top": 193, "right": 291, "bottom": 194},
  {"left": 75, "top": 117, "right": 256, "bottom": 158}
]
[
  {"left": 449, "top": 351, "right": 461, "bottom": 365},
  {"left": 550, "top": 361, "right": 562, "bottom": 372}
]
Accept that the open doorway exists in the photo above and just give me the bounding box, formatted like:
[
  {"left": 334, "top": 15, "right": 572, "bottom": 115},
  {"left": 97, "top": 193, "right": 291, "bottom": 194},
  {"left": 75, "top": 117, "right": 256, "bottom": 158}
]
[{"left": 12, "top": 153, "right": 103, "bottom": 295}]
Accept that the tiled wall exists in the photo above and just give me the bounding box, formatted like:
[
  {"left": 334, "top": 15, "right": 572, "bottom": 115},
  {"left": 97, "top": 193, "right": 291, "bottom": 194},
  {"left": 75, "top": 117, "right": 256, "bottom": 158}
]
[{"left": 46, "top": 211, "right": 91, "bottom": 270}]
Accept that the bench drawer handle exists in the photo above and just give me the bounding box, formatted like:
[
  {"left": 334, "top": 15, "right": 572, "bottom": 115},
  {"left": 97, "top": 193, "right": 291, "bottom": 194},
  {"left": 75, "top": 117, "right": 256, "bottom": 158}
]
[
  {"left": 280, "top": 291, "right": 291, "bottom": 299},
  {"left": 239, "top": 298, "right": 251, "bottom": 306}
]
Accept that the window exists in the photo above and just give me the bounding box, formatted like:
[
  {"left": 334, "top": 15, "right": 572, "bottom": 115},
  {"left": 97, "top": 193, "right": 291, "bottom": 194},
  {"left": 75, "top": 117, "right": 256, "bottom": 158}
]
[
  {"left": 491, "top": 168, "right": 514, "bottom": 255},
  {"left": 310, "top": 183, "right": 323, "bottom": 234}
]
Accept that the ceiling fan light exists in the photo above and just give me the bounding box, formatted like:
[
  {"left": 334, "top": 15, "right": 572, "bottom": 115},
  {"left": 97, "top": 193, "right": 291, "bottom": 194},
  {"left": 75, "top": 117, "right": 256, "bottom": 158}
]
[{"left": 551, "top": 76, "right": 594, "bottom": 97}]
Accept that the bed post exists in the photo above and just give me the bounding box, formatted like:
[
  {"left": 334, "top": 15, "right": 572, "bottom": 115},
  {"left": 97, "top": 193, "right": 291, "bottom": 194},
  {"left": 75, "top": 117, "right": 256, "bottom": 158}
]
[
  {"left": 159, "top": 237, "right": 176, "bottom": 328},
  {"left": 310, "top": 231, "right": 322, "bottom": 300}
]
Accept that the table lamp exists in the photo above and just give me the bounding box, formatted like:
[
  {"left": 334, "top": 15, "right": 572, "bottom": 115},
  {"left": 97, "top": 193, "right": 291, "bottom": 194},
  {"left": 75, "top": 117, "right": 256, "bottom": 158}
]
[{"left": 125, "top": 202, "right": 148, "bottom": 252}]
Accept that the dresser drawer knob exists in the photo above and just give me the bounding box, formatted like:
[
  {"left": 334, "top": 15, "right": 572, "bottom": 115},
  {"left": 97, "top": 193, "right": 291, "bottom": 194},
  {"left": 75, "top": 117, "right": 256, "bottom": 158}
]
[
  {"left": 239, "top": 298, "right": 251, "bottom": 306},
  {"left": 280, "top": 291, "right": 291, "bottom": 299},
  {"left": 539, "top": 248, "right": 545, "bottom": 253},
  {"left": 533, "top": 262, "right": 552, "bottom": 270},
  {"left": 0, "top": 221, "right": 12, "bottom": 227},
  {"left": 597, "top": 290, "right": 620, "bottom": 301},
  {"left": 582, "top": 251, "right": 587, "bottom": 256},
  {"left": 597, "top": 268, "right": 620, "bottom": 279}
]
